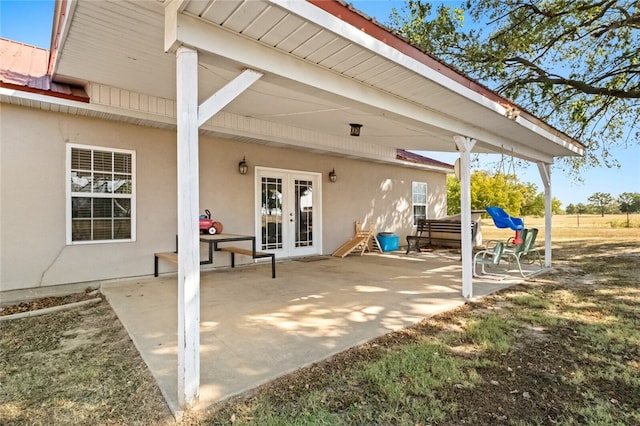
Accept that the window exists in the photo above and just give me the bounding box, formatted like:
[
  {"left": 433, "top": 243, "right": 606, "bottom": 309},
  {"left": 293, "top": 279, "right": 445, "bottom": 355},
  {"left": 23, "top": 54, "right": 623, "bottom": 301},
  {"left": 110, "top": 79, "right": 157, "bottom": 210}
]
[
  {"left": 67, "top": 144, "right": 135, "bottom": 244},
  {"left": 412, "top": 181, "right": 427, "bottom": 225}
]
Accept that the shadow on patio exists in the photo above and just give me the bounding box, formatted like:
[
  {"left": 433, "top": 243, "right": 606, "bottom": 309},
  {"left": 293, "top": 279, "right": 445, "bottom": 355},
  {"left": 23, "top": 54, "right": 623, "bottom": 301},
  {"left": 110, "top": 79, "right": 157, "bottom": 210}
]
[{"left": 101, "top": 250, "right": 533, "bottom": 416}]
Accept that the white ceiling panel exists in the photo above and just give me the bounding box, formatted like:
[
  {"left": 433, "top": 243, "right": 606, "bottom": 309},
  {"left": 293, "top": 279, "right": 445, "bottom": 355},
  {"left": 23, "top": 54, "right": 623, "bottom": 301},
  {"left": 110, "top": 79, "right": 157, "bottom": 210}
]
[
  {"left": 259, "top": 14, "right": 305, "bottom": 46},
  {"left": 290, "top": 29, "right": 337, "bottom": 58},
  {"left": 328, "top": 49, "right": 374, "bottom": 73},
  {"left": 196, "top": 0, "right": 238, "bottom": 24},
  {"left": 242, "top": 6, "right": 289, "bottom": 40},
  {"left": 353, "top": 61, "right": 398, "bottom": 83},
  {"left": 46, "top": 0, "right": 581, "bottom": 162},
  {"left": 275, "top": 22, "right": 321, "bottom": 53},
  {"left": 221, "top": 1, "right": 271, "bottom": 32}
]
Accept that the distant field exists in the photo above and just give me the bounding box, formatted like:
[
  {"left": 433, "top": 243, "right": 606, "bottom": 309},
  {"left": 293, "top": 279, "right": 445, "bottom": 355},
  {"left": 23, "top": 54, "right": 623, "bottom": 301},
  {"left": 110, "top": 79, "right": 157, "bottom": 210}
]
[{"left": 481, "top": 213, "right": 640, "bottom": 242}]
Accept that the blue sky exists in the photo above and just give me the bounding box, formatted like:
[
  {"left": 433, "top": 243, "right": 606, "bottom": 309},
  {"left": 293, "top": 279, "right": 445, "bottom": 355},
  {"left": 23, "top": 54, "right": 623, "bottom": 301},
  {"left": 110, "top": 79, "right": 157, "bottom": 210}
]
[{"left": 1, "top": 0, "right": 638, "bottom": 206}]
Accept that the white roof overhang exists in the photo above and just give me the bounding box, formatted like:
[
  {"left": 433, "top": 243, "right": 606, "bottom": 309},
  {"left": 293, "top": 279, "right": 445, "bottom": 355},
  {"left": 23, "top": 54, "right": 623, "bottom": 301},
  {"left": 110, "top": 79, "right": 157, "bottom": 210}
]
[{"left": 43, "top": 0, "right": 583, "bottom": 164}]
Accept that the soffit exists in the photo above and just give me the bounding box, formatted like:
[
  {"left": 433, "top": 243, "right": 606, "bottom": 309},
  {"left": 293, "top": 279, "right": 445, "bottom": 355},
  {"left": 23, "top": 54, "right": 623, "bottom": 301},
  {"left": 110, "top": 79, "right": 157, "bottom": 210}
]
[{"left": 50, "top": 0, "right": 582, "bottom": 161}]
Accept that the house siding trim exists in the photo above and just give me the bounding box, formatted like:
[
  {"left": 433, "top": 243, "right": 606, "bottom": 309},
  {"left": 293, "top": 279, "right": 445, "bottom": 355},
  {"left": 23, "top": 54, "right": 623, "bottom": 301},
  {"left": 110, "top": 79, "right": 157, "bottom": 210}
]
[{"left": 2, "top": 85, "right": 453, "bottom": 173}]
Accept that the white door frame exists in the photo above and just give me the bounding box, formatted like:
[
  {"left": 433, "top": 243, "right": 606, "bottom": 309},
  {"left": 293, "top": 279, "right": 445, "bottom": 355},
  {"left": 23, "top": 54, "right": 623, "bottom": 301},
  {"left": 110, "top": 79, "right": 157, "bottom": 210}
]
[{"left": 255, "top": 166, "right": 323, "bottom": 258}]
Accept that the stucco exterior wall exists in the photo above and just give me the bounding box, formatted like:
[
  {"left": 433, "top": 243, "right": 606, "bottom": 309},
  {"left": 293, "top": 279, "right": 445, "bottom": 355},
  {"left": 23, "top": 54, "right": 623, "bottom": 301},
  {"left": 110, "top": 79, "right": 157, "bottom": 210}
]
[{"left": 1, "top": 105, "right": 447, "bottom": 291}]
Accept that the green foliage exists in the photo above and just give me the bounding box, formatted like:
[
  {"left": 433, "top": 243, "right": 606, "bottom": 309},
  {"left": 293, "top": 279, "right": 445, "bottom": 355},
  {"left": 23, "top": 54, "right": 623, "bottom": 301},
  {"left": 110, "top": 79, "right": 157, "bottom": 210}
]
[
  {"left": 576, "top": 202, "right": 592, "bottom": 214},
  {"left": 618, "top": 192, "right": 640, "bottom": 226},
  {"left": 359, "top": 341, "right": 477, "bottom": 423},
  {"left": 511, "top": 294, "right": 553, "bottom": 310},
  {"left": 588, "top": 192, "right": 615, "bottom": 216},
  {"left": 463, "top": 315, "right": 514, "bottom": 353},
  {"left": 609, "top": 219, "right": 639, "bottom": 228},
  {"left": 447, "top": 171, "right": 561, "bottom": 216},
  {"left": 618, "top": 192, "right": 640, "bottom": 213},
  {"left": 391, "top": 1, "right": 640, "bottom": 175}
]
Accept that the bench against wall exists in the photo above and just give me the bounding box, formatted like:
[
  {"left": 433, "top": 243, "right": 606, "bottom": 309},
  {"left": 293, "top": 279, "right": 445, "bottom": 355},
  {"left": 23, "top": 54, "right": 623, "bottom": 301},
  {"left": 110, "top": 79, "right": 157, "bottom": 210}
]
[{"left": 406, "top": 218, "right": 480, "bottom": 253}]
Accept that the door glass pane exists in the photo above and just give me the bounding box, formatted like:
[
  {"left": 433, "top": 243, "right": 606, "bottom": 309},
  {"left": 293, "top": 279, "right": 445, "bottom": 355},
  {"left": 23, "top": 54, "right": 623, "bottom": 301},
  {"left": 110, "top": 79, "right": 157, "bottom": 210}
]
[
  {"left": 261, "top": 177, "right": 283, "bottom": 250},
  {"left": 295, "top": 179, "right": 313, "bottom": 248}
]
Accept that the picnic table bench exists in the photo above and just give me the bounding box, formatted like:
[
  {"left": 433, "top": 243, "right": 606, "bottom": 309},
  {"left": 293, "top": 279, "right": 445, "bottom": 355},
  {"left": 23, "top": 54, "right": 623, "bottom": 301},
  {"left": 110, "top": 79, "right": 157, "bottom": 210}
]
[{"left": 154, "top": 234, "right": 275, "bottom": 278}]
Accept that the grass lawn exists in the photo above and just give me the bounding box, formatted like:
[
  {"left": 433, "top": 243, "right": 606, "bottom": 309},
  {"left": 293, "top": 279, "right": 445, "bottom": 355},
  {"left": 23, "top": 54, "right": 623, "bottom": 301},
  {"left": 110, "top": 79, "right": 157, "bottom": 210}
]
[{"left": 1, "top": 215, "right": 638, "bottom": 425}]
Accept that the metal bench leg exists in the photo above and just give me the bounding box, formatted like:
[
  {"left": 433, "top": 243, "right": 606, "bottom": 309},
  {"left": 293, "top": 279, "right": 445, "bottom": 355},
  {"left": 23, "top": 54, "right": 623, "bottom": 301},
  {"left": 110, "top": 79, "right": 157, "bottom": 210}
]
[{"left": 271, "top": 255, "right": 276, "bottom": 279}]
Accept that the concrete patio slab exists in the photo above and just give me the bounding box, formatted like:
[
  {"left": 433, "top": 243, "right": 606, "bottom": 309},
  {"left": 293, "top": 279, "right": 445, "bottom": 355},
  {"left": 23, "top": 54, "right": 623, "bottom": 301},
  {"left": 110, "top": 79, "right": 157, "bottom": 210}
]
[{"left": 101, "top": 250, "right": 535, "bottom": 417}]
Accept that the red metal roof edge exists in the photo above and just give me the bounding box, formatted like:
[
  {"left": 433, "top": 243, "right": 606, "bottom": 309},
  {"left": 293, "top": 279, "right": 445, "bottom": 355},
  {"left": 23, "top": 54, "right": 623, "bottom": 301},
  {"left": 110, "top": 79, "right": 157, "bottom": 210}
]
[
  {"left": 307, "top": 0, "right": 585, "bottom": 151},
  {"left": 396, "top": 149, "right": 454, "bottom": 170},
  {"left": 0, "top": 81, "right": 90, "bottom": 103},
  {"left": 48, "top": 0, "right": 68, "bottom": 75},
  {"left": 0, "top": 38, "right": 89, "bottom": 102}
]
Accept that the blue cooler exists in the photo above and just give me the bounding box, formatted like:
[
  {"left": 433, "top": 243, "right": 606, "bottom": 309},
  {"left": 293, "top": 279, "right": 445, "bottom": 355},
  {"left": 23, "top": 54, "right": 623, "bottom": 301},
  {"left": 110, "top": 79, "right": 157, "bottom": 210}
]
[{"left": 377, "top": 232, "right": 399, "bottom": 252}]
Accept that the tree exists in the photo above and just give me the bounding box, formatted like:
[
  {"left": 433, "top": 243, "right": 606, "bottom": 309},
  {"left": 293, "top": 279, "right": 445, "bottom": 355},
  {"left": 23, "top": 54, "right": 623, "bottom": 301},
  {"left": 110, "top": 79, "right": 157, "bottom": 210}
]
[
  {"left": 575, "top": 203, "right": 590, "bottom": 214},
  {"left": 446, "top": 170, "right": 561, "bottom": 216},
  {"left": 618, "top": 192, "right": 640, "bottom": 226},
  {"left": 566, "top": 202, "right": 588, "bottom": 225},
  {"left": 390, "top": 1, "right": 640, "bottom": 174},
  {"left": 588, "top": 192, "right": 615, "bottom": 216}
]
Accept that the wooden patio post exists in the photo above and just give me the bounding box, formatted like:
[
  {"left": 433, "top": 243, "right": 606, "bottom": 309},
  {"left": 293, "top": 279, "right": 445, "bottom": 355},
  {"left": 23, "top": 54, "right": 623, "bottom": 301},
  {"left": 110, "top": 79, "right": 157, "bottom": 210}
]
[
  {"left": 453, "top": 135, "right": 476, "bottom": 299},
  {"left": 176, "top": 45, "right": 200, "bottom": 408},
  {"left": 537, "top": 162, "right": 553, "bottom": 267}
]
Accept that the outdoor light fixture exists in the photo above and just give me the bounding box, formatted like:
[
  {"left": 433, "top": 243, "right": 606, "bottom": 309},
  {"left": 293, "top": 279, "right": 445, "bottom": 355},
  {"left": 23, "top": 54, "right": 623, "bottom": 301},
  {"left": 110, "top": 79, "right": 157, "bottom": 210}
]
[
  {"left": 349, "top": 123, "right": 362, "bottom": 137},
  {"left": 329, "top": 168, "right": 337, "bottom": 183},
  {"left": 238, "top": 156, "right": 248, "bottom": 175}
]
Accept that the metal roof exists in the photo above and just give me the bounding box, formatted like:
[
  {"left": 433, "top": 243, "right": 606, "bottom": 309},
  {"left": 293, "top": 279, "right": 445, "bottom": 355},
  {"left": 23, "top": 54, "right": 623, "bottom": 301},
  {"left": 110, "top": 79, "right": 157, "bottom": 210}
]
[
  {"left": 0, "top": 38, "right": 88, "bottom": 101},
  {"left": 12, "top": 0, "right": 584, "bottom": 164}
]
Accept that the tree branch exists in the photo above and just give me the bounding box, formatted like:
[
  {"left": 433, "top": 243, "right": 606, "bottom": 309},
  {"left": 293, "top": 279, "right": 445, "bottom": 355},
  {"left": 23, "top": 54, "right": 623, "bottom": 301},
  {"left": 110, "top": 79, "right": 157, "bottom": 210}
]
[{"left": 502, "top": 56, "right": 640, "bottom": 98}]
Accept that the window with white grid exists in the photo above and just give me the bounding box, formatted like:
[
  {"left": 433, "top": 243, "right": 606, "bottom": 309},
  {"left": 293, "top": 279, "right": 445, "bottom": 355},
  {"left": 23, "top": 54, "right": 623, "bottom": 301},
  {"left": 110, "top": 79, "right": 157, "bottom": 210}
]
[
  {"left": 66, "top": 144, "right": 135, "bottom": 244},
  {"left": 412, "top": 181, "right": 428, "bottom": 225}
]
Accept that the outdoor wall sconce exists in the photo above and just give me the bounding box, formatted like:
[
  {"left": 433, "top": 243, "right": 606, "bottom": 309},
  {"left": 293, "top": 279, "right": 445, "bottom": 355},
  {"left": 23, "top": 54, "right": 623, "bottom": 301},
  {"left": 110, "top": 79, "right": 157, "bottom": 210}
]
[
  {"left": 238, "top": 156, "right": 248, "bottom": 175},
  {"left": 329, "top": 168, "right": 337, "bottom": 183},
  {"left": 349, "top": 123, "right": 362, "bottom": 137}
]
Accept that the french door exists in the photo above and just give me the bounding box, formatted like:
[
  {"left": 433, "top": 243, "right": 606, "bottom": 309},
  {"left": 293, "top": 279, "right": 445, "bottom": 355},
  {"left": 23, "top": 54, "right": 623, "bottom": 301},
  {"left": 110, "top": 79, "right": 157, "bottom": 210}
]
[{"left": 256, "top": 167, "right": 322, "bottom": 258}]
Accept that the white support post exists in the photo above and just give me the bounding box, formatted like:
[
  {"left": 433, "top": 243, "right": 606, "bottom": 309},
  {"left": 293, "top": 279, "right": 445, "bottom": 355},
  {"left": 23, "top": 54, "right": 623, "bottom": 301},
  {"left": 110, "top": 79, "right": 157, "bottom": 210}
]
[
  {"left": 176, "top": 45, "right": 200, "bottom": 408},
  {"left": 537, "top": 162, "right": 553, "bottom": 267},
  {"left": 453, "top": 135, "right": 476, "bottom": 299}
]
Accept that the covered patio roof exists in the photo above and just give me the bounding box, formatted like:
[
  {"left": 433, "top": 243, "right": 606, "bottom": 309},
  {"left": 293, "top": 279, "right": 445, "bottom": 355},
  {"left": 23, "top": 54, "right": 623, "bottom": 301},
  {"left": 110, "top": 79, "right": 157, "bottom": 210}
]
[{"left": 45, "top": 0, "right": 583, "bottom": 163}]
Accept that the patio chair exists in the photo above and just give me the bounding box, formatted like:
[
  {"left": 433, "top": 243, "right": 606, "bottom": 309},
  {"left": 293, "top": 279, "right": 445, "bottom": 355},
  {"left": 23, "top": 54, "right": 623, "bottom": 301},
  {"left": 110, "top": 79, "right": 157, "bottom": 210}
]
[
  {"left": 502, "top": 228, "right": 542, "bottom": 277},
  {"left": 473, "top": 241, "right": 505, "bottom": 278}
]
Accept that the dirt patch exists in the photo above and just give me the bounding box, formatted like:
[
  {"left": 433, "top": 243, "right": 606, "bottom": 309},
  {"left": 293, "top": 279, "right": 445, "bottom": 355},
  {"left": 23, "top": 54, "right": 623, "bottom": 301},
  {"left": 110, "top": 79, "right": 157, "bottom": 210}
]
[
  {"left": 0, "top": 299, "right": 174, "bottom": 425},
  {"left": 0, "top": 288, "right": 100, "bottom": 316}
]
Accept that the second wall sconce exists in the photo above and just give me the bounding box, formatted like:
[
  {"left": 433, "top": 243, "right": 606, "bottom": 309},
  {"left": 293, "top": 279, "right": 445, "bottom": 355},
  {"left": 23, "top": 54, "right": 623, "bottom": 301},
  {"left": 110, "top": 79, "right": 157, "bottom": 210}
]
[
  {"left": 329, "top": 168, "right": 337, "bottom": 183},
  {"left": 238, "top": 156, "right": 248, "bottom": 175}
]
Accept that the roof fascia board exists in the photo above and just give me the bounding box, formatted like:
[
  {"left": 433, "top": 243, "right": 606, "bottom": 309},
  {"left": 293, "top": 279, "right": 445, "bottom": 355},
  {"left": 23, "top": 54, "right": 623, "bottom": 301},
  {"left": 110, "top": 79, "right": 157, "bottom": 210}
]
[
  {"left": 269, "top": 0, "right": 507, "bottom": 117},
  {"left": 49, "top": 0, "right": 77, "bottom": 77},
  {"left": 168, "top": 13, "right": 553, "bottom": 163},
  {"left": 515, "top": 115, "right": 584, "bottom": 156}
]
